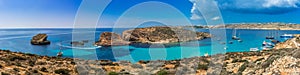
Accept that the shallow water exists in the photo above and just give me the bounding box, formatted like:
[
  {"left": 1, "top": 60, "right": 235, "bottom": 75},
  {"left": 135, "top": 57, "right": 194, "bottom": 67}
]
[{"left": 0, "top": 28, "right": 299, "bottom": 62}]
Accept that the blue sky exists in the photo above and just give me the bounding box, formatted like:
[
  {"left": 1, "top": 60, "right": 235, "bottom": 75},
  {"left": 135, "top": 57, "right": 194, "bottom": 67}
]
[{"left": 0, "top": 0, "right": 299, "bottom": 28}]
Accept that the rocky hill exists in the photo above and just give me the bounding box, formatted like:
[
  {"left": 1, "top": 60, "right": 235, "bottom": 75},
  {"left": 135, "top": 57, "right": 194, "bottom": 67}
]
[
  {"left": 122, "top": 27, "right": 210, "bottom": 43},
  {"left": 1, "top": 48, "right": 300, "bottom": 75},
  {"left": 95, "top": 27, "right": 211, "bottom": 46}
]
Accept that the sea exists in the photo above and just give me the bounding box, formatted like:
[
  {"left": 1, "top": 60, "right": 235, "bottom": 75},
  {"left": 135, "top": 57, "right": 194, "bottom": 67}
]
[{"left": 0, "top": 28, "right": 299, "bottom": 63}]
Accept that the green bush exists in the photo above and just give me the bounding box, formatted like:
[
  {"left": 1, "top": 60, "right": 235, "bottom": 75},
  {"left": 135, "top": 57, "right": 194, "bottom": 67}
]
[
  {"left": 157, "top": 70, "right": 168, "bottom": 75},
  {"left": 1, "top": 72, "right": 10, "bottom": 75},
  {"left": 238, "top": 62, "right": 248, "bottom": 72},
  {"left": 231, "top": 59, "right": 248, "bottom": 63},
  {"left": 54, "top": 69, "right": 70, "bottom": 75},
  {"left": 198, "top": 64, "right": 208, "bottom": 70},
  {"left": 108, "top": 72, "right": 118, "bottom": 75}
]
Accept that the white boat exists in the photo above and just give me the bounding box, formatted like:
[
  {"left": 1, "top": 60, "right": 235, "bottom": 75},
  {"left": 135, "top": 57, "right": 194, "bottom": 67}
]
[
  {"left": 232, "top": 28, "right": 240, "bottom": 40},
  {"left": 280, "top": 34, "right": 294, "bottom": 38},
  {"left": 250, "top": 48, "right": 259, "bottom": 51},
  {"left": 224, "top": 47, "right": 227, "bottom": 50},
  {"left": 238, "top": 39, "right": 242, "bottom": 42},
  {"left": 57, "top": 51, "right": 63, "bottom": 57},
  {"left": 204, "top": 53, "right": 209, "bottom": 57}
]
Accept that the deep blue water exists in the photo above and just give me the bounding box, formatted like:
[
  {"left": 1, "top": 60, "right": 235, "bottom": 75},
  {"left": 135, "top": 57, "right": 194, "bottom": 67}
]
[{"left": 0, "top": 28, "right": 299, "bottom": 63}]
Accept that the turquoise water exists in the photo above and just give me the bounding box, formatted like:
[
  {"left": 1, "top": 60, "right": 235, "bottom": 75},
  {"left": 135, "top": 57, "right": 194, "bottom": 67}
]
[{"left": 0, "top": 28, "right": 299, "bottom": 62}]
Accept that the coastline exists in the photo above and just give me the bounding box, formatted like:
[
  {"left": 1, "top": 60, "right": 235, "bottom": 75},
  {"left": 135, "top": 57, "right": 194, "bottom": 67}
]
[
  {"left": 1, "top": 48, "right": 300, "bottom": 75},
  {"left": 191, "top": 23, "right": 300, "bottom": 30}
]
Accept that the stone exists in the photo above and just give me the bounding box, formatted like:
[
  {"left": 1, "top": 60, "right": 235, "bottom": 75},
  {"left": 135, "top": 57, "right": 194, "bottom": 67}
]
[{"left": 31, "top": 34, "right": 50, "bottom": 45}]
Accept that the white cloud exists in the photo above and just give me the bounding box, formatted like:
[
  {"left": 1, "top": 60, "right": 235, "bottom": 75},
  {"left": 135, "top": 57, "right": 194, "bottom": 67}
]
[
  {"left": 190, "top": 1, "right": 203, "bottom": 20},
  {"left": 216, "top": 0, "right": 300, "bottom": 14},
  {"left": 211, "top": 16, "right": 220, "bottom": 20},
  {"left": 190, "top": 14, "right": 202, "bottom": 20},
  {"left": 263, "top": 0, "right": 300, "bottom": 8}
]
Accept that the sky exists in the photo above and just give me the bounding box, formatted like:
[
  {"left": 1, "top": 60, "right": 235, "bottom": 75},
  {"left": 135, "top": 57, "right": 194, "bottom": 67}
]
[{"left": 0, "top": 0, "right": 300, "bottom": 28}]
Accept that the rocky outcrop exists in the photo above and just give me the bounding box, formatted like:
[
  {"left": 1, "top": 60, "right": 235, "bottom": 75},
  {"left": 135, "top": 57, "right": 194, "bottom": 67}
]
[
  {"left": 31, "top": 34, "right": 50, "bottom": 45},
  {"left": 122, "top": 27, "right": 210, "bottom": 43},
  {"left": 274, "top": 34, "right": 300, "bottom": 49},
  {"left": 95, "top": 32, "right": 130, "bottom": 46}
]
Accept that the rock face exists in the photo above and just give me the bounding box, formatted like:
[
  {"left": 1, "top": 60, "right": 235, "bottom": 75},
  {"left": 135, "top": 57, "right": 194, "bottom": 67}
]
[
  {"left": 274, "top": 34, "right": 300, "bottom": 49},
  {"left": 95, "top": 32, "right": 130, "bottom": 46},
  {"left": 122, "top": 27, "right": 210, "bottom": 43},
  {"left": 31, "top": 34, "right": 50, "bottom": 45}
]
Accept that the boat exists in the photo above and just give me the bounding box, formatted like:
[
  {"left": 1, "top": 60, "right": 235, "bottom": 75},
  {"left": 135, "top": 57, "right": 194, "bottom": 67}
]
[
  {"left": 262, "top": 41, "right": 273, "bottom": 46},
  {"left": 232, "top": 28, "right": 240, "bottom": 40},
  {"left": 57, "top": 51, "right": 63, "bottom": 57},
  {"left": 57, "top": 42, "right": 63, "bottom": 57},
  {"left": 270, "top": 30, "right": 280, "bottom": 44},
  {"left": 228, "top": 41, "right": 233, "bottom": 44},
  {"left": 204, "top": 53, "right": 209, "bottom": 57},
  {"left": 266, "top": 31, "right": 274, "bottom": 39},
  {"left": 238, "top": 39, "right": 242, "bottom": 42},
  {"left": 280, "top": 34, "right": 294, "bottom": 38},
  {"left": 271, "top": 39, "right": 280, "bottom": 44},
  {"left": 250, "top": 48, "right": 259, "bottom": 51}
]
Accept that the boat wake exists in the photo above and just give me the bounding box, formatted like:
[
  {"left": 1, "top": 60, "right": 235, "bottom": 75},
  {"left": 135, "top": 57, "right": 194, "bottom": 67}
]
[{"left": 57, "top": 41, "right": 101, "bottom": 50}]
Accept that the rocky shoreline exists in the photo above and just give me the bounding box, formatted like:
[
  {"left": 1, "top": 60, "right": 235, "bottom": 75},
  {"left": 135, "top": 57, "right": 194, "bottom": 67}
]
[{"left": 1, "top": 47, "right": 300, "bottom": 75}]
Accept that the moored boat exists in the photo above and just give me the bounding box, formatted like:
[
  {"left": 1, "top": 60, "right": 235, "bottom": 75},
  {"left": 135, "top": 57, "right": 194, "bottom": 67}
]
[
  {"left": 250, "top": 48, "right": 259, "bottom": 51},
  {"left": 280, "top": 34, "right": 294, "bottom": 38}
]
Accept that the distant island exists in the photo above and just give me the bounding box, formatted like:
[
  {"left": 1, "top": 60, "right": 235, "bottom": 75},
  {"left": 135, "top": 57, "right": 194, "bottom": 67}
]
[{"left": 190, "top": 23, "right": 300, "bottom": 30}]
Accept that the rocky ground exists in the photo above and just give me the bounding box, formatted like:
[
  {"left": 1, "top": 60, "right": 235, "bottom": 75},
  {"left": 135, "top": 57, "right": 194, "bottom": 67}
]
[{"left": 0, "top": 48, "right": 300, "bottom": 75}]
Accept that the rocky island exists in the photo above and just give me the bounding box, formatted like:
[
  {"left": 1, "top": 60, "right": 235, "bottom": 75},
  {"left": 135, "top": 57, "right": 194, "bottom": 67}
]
[
  {"left": 95, "top": 27, "right": 211, "bottom": 46},
  {"left": 30, "top": 34, "right": 51, "bottom": 45}
]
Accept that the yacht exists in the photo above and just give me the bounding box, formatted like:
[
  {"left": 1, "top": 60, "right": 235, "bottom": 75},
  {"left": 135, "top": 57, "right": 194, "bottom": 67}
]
[
  {"left": 280, "top": 34, "right": 294, "bottom": 38},
  {"left": 232, "top": 28, "right": 240, "bottom": 40},
  {"left": 266, "top": 31, "right": 274, "bottom": 39},
  {"left": 250, "top": 48, "right": 259, "bottom": 51}
]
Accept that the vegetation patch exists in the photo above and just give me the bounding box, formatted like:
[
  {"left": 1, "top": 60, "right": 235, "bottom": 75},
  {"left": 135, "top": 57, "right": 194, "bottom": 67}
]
[
  {"left": 54, "top": 69, "right": 70, "bottom": 75},
  {"left": 198, "top": 64, "right": 209, "bottom": 70},
  {"left": 108, "top": 72, "right": 119, "bottom": 75},
  {"left": 157, "top": 70, "right": 168, "bottom": 75}
]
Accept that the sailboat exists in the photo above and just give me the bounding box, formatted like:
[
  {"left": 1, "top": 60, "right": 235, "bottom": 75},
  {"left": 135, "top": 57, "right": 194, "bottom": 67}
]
[
  {"left": 237, "top": 33, "right": 243, "bottom": 42},
  {"left": 232, "top": 28, "right": 240, "bottom": 40},
  {"left": 266, "top": 31, "right": 274, "bottom": 39},
  {"left": 57, "top": 42, "right": 63, "bottom": 57},
  {"left": 271, "top": 30, "right": 280, "bottom": 44}
]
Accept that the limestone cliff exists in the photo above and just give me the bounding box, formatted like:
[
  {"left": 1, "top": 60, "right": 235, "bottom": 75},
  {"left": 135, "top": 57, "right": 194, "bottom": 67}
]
[
  {"left": 95, "top": 32, "right": 130, "bottom": 46},
  {"left": 274, "top": 34, "right": 300, "bottom": 49}
]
